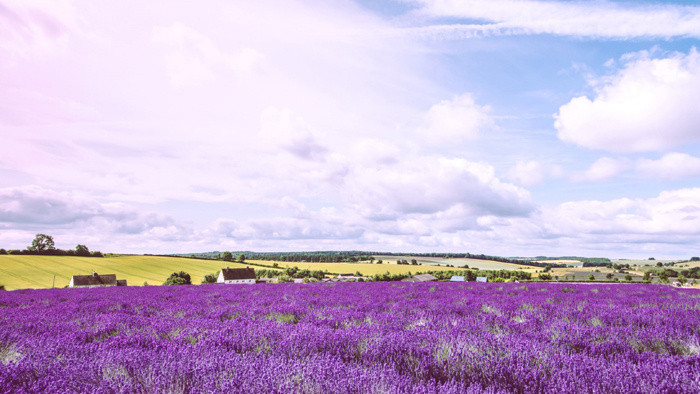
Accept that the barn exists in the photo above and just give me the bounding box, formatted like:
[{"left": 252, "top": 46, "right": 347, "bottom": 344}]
[
  {"left": 69, "top": 272, "right": 127, "bottom": 288},
  {"left": 217, "top": 267, "right": 256, "bottom": 284}
]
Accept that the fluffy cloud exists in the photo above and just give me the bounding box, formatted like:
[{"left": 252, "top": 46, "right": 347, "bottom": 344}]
[
  {"left": 555, "top": 48, "right": 700, "bottom": 152},
  {"left": 0, "top": 186, "right": 187, "bottom": 238},
  {"left": 637, "top": 153, "right": 700, "bottom": 180},
  {"left": 574, "top": 157, "right": 627, "bottom": 182},
  {"left": 411, "top": 0, "right": 700, "bottom": 39},
  {"left": 542, "top": 188, "right": 700, "bottom": 238},
  {"left": 420, "top": 94, "right": 493, "bottom": 143},
  {"left": 506, "top": 160, "right": 563, "bottom": 186},
  {"left": 346, "top": 157, "right": 534, "bottom": 223}
]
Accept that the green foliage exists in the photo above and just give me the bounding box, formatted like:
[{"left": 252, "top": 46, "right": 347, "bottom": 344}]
[
  {"left": 625, "top": 274, "right": 633, "bottom": 282},
  {"left": 29, "top": 234, "right": 55, "bottom": 253},
  {"left": 75, "top": 244, "right": 90, "bottom": 256},
  {"left": 237, "top": 254, "right": 246, "bottom": 263},
  {"left": 606, "top": 273, "right": 613, "bottom": 280},
  {"left": 0, "top": 249, "right": 6, "bottom": 255},
  {"left": 538, "top": 273, "right": 552, "bottom": 281},
  {"left": 221, "top": 252, "right": 233, "bottom": 262},
  {"left": 202, "top": 271, "right": 219, "bottom": 284},
  {"left": 164, "top": 271, "right": 192, "bottom": 285},
  {"left": 678, "top": 275, "right": 687, "bottom": 285},
  {"left": 277, "top": 275, "right": 293, "bottom": 283},
  {"left": 588, "top": 274, "right": 595, "bottom": 281},
  {"left": 690, "top": 257, "right": 699, "bottom": 261}
]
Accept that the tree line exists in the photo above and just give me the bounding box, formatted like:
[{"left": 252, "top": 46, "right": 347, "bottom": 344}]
[{"left": 0, "top": 234, "right": 103, "bottom": 257}]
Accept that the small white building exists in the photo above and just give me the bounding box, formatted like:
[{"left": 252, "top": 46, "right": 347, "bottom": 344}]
[
  {"left": 476, "top": 276, "right": 488, "bottom": 283},
  {"left": 450, "top": 276, "right": 465, "bottom": 282},
  {"left": 217, "top": 267, "right": 256, "bottom": 285}
]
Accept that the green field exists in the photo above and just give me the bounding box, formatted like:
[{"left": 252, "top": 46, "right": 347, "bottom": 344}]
[{"left": 0, "top": 255, "right": 250, "bottom": 290}]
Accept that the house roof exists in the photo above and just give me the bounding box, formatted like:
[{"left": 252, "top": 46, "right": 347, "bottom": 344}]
[
  {"left": 221, "top": 267, "right": 256, "bottom": 280},
  {"left": 403, "top": 273, "right": 438, "bottom": 282},
  {"left": 71, "top": 272, "right": 118, "bottom": 286},
  {"left": 415, "top": 274, "right": 437, "bottom": 282}
]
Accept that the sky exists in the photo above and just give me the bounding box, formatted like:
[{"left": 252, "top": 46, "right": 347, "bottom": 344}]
[{"left": 1, "top": 0, "right": 700, "bottom": 258}]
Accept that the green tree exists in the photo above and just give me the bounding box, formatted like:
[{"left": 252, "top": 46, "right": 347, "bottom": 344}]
[
  {"left": 588, "top": 274, "right": 595, "bottom": 281},
  {"left": 624, "top": 274, "right": 632, "bottom": 282},
  {"left": 678, "top": 274, "right": 687, "bottom": 285},
  {"left": 237, "top": 254, "right": 246, "bottom": 263},
  {"left": 202, "top": 271, "right": 220, "bottom": 284},
  {"left": 538, "top": 273, "right": 552, "bottom": 281},
  {"left": 221, "top": 252, "right": 233, "bottom": 261},
  {"left": 164, "top": 271, "right": 191, "bottom": 285},
  {"left": 0, "top": 248, "right": 6, "bottom": 255},
  {"left": 643, "top": 271, "right": 652, "bottom": 282},
  {"left": 29, "top": 234, "right": 55, "bottom": 253},
  {"left": 75, "top": 244, "right": 90, "bottom": 256},
  {"left": 606, "top": 273, "right": 613, "bottom": 280}
]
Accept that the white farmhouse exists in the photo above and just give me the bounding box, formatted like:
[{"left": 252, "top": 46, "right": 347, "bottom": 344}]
[{"left": 217, "top": 267, "right": 256, "bottom": 285}]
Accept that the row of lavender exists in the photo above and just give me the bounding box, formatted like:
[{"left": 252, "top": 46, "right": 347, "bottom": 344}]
[{"left": 1, "top": 283, "right": 699, "bottom": 392}]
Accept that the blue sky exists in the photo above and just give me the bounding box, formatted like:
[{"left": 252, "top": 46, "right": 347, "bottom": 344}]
[{"left": 1, "top": 0, "right": 700, "bottom": 258}]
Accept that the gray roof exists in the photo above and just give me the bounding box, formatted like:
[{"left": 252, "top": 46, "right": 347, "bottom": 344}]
[
  {"left": 71, "top": 272, "right": 118, "bottom": 286},
  {"left": 221, "top": 267, "right": 256, "bottom": 280}
]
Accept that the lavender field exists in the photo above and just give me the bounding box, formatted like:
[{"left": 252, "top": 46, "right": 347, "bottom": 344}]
[{"left": 1, "top": 283, "right": 699, "bottom": 393}]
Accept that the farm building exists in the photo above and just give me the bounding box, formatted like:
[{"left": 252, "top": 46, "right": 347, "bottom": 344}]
[
  {"left": 69, "top": 272, "right": 127, "bottom": 288},
  {"left": 403, "top": 273, "right": 437, "bottom": 282},
  {"left": 450, "top": 276, "right": 465, "bottom": 282},
  {"left": 476, "top": 276, "right": 488, "bottom": 283},
  {"left": 217, "top": 267, "right": 256, "bottom": 284}
]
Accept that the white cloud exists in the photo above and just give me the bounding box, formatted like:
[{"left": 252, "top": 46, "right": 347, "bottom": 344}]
[
  {"left": 346, "top": 156, "right": 534, "bottom": 222},
  {"left": 0, "top": 0, "right": 78, "bottom": 59},
  {"left": 555, "top": 48, "right": 700, "bottom": 152},
  {"left": 507, "top": 161, "right": 542, "bottom": 186},
  {"left": 151, "top": 23, "right": 265, "bottom": 87},
  {"left": 574, "top": 157, "right": 628, "bottom": 182},
  {"left": 637, "top": 153, "right": 700, "bottom": 180},
  {"left": 411, "top": 0, "right": 700, "bottom": 39},
  {"left": 421, "top": 94, "right": 493, "bottom": 143}
]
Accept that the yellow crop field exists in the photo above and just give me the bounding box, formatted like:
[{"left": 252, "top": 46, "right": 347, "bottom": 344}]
[
  {"left": 249, "top": 260, "right": 467, "bottom": 276},
  {"left": 0, "top": 255, "right": 470, "bottom": 290},
  {"left": 0, "top": 255, "right": 248, "bottom": 290}
]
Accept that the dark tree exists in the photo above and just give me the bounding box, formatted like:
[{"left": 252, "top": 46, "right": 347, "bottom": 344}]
[
  {"left": 221, "top": 252, "right": 233, "bottom": 262},
  {"left": 29, "top": 234, "right": 55, "bottom": 253},
  {"left": 237, "top": 254, "right": 246, "bottom": 263},
  {"left": 0, "top": 249, "right": 6, "bottom": 255},
  {"left": 75, "top": 244, "right": 90, "bottom": 256},
  {"left": 164, "top": 271, "right": 192, "bottom": 285}
]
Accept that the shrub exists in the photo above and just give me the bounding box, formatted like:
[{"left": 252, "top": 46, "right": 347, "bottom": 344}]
[
  {"left": 0, "top": 248, "right": 7, "bottom": 255},
  {"left": 588, "top": 274, "right": 595, "bottom": 281},
  {"left": 277, "top": 275, "right": 293, "bottom": 283},
  {"left": 202, "top": 272, "right": 219, "bottom": 284},
  {"left": 538, "top": 273, "right": 552, "bottom": 281},
  {"left": 164, "top": 271, "right": 191, "bottom": 285}
]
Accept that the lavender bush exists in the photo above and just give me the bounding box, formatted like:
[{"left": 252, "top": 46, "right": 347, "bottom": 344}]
[{"left": 1, "top": 283, "right": 698, "bottom": 393}]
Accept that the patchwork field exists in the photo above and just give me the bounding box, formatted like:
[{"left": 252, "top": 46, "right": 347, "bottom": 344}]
[
  {"left": 1, "top": 283, "right": 698, "bottom": 392},
  {"left": 253, "top": 259, "right": 467, "bottom": 276},
  {"left": 372, "top": 255, "right": 537, "bottom": 271},
  {"left": 0, "top": 255, "right": 466, "bottom": 290}
]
